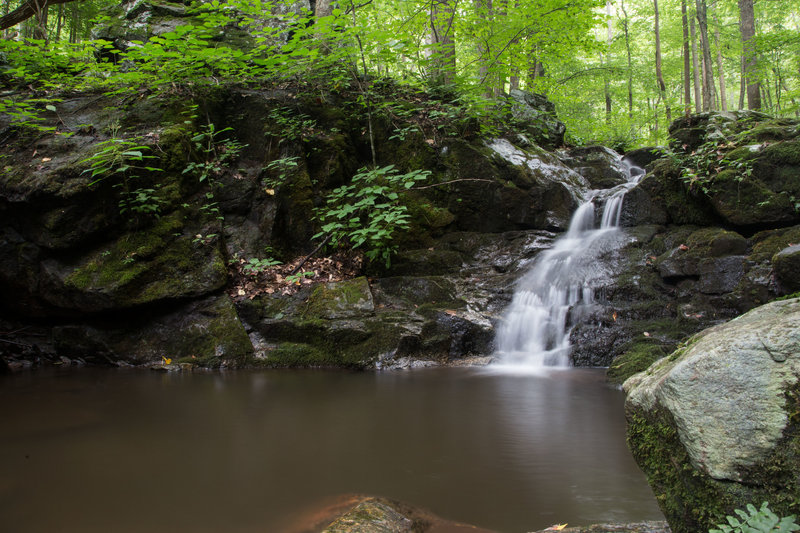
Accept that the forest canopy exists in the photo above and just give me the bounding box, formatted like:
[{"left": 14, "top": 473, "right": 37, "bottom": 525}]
[{"left": 1, "top": 0, "right": 798, "bottom": 147}]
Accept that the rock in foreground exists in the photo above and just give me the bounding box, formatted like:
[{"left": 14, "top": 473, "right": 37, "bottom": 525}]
[{"left": 624, "top": 297, "right": 800, "bottom": 533}]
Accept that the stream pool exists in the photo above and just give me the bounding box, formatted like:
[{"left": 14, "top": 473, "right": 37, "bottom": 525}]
[{"left": 0, "top": 366, "right": 663, "bottom": 532}]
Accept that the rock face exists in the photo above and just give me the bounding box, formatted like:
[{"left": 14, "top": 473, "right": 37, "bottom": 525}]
[
  {"left": 0, "top": 81, "right": 582, "bottom": 369},
  {"left": 624, "top": 298, "right": 800, "bottom": 533}
]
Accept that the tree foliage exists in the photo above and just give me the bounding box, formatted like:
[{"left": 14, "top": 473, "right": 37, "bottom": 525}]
[{"left": 0, "top": 0, "right": 798, "bottom": 148}]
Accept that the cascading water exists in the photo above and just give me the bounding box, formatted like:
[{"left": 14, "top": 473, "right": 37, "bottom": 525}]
[{"left": 494, "top": 157, "right": 644, "bottom": 369}]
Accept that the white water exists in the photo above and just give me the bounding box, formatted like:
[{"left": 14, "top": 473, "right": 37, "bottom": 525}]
[{"left": 494, "top": 157, "right": 644, "bottom": 369}]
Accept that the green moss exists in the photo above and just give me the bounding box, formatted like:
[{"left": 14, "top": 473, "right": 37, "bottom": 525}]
[
  {"left": 65, "top": 212, "right": 226, "bottom": 306},
  {"left": 626, "top": 408, "right": 736, "bottom": 533},
  {"left": 158, "top": 123, "right": 193, "bottom": 173},
  {"left": 607, "top": 341, "right": 668, "bottom": 385},
  {"left": 750, "top": 226, "right": 800, "bottom": 263},
  {"left": 304, "top": 277, "right": 374, "bottom": 320},
  {"left": 258, "top": 342, "right": 339, "bottom": 367},
  {"left": 762, "top": 140, "right": 800, "bottom": 166},
  {"left": 684, "top": 227, "right": 748, "bottom": 258},
  {"left": 724, "top": 145, "right": 760, "bottom": 162}
]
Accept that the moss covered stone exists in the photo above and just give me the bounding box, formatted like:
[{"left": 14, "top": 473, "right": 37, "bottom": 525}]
[
  {"left": 305, "top": 277, "right": 374, "bottom": 320},
  {"left": 773, "top": 244, "right": 800, "bottom": 293},
  {"left": 59, "top": 212, "right": 227, "bottom": 311}
]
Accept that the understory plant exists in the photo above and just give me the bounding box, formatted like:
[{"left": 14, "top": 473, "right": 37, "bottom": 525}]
[
  {"left": 313, "top": 165, "right": 430, "bottom": 267},
  {"left": 709, "top": 502, "right": 800, "bottom": 533}
]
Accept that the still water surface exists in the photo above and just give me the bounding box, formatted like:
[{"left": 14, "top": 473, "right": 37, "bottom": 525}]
[{"left": 1, "top": 367, "right": 662, "bottom": 532}]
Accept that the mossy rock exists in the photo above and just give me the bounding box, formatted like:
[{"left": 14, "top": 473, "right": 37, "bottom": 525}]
[
  {"left": 624, "top": 299, "right": 800, "bottom": 533},
  {"left": 52, "top": 212, "right": 227, "bottom": 311},
  {"left": 371, "top": 276, "right": 464, "bottom": 309},
  {"left": 322, "top": 498, "right": 414, "bottom": 533},
  {"left": 304, "top": 277, "right": 375, "bottom": 320},
  {"left": 705, "top": 171, "right": 797, "bottom": 227},
  {"left": 622, "top": 159, "right": 717, "bottom": 226},
  {"left": 257, "top": 342, "right": 339, "bottom": 367},
  {"left": 773, "top": 244, "right": 800, "bottom": 293},
  {"left": 656, "top": 226, "right": 747, "bottom": 280},
  {"left": 749, "top": 225, "right": 800, "bottom": 263},
  {"left": 53, "top": 295, "right": 252, "bottom": 366}
]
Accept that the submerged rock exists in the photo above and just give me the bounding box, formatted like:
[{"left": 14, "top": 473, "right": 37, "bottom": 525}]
[
  {"left": 322, "top": 499, "right": 413, "bottom": 533},
  {"left": 624, "top": 298, "right": 800, "bottom": 533}
]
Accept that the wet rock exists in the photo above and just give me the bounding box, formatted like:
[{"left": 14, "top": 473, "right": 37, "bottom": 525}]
[
  {"left": 620, "top": 159, "right": 718, "bottom": 227},
  {"left": 697, "top": 255, "right": 745, "bottom": 294},
  {"left": 559, "top": 145, "right": 631, "bottom": 189},
  {"left": 624, "top": 298, "right": 800, "bottom": 533},
  {"left": 624, "top": 147, "right": 666, "bottom": 170},
  {"left": 52, "top": 295, "right": 252, "bottom": 367},
  {"left": 322, "top": 498, "right": 413, "bottom": 532},
  {"left": 773, "top": 244, "right": 800, "bottom": 293}
]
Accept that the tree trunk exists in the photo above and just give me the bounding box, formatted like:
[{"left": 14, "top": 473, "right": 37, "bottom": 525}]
[
  {"left": 33, "top": 0, "right": 48, "bottom": 41},
  {"left": 54, "top": 3, "right": 63, "bottom": 42},
  {"left": 654, "top": 0, "right": 671, "bottom": 123},
  {"left": 690, "top": 14, "right": 702, "bottom": 112},
  {"left": 475, "top": 0, "right": 492, "bottom": 97},
  {"left": 604, "top": 0, "right": 612, "bottom": 120},
  {"left": 738, "top": 0, "right": 761, "bottom": 109},
  {"left": 713, "top": 5, "right": 727, "bottom": 110},
  {"left": 0, "top": 0, "right": 79, "bottom": 34},
  {"left": 681, "top": 0, "right": 691, "bottom": 115},
  {"left": 429, "top": 0, "right": 457, "bottom": 87},
  {"left": 695, "top": 0, "right": 715, "bottom": 111},
  {"left": 621, "top": 0, "right": 633, "bottom": 117}
]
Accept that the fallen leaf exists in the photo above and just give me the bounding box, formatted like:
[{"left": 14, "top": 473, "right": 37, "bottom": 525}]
[
  {"left": 162, "top": 356, "right": 172, "bottom": 365},
  {"left": 679, "top": 244, "right": 689, "bottom": 251},
  {"left": 612, "top": 311, "right": 617, "bottom": 321},
  {"left": 545, "top": 524, "right": 568, "bottom": 531},
  {"left": 41, "top": 157, "right": 51, "bottom": 162},
  {"left": 643, "top": 332, "right": 651, "bottom": 337},
  {"left": 237, "top": 289, "right": 246, "bottom": 296},
  {"left": 445, "top": 309, "right": 457, "bottom": 315}
]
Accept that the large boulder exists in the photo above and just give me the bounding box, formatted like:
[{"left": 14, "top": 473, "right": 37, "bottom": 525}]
[{"left": 624, "top": 298, "right": 800, "bottom": 533}]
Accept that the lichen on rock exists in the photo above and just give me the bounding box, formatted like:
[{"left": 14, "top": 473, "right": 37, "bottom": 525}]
[{"left": 624, "top": 298, "right": 800, "bottom": 533}]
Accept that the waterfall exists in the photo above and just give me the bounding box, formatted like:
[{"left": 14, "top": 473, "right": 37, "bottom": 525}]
[{"left": 494, "top": 157, "right": 644, "bottom": 369}]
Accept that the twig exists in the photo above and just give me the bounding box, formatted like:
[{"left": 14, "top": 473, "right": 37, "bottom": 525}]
[
  {"left": 410, "top": 178, "right": 494, "bottom": 190},
  {"left": 0, "top": 338, "right": 33, "bottom": 348},
  {"left": 290, "top": 234, "right": 333, "bottom": 276}
]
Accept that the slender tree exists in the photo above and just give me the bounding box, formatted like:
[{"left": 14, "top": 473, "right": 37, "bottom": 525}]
[
  {"left": 620, "top": 0, "right": 633, "bottom": 117},
  {"left": 695, "top": 0, "right": 715, "bottom": 111},
  {"left": 654, "top": 0, "right": 671, "bottom": 123},
  {"left": 603, "top": 0, "right": 612, "bottom": 120},
  {"left": 690, "top": 14, "right": 702, "bottom": 111},
  {"left": 713, "top": 4, "right": 727, "bottom": 110},
  {"left": 681, "top": 0, "right": 692, "bottom": 115},
  {"left": 429, "top": 0, "right": 457, "bottom": 87}
]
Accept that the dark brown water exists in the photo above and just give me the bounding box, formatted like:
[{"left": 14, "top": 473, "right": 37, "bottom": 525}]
[{"left": 0, "top": 367, "right": 662, "bottom": 532}]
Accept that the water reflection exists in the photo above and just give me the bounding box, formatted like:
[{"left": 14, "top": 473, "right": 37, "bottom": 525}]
[{"left": 0, "top": 368, "right": 661, "bottom": 532}]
